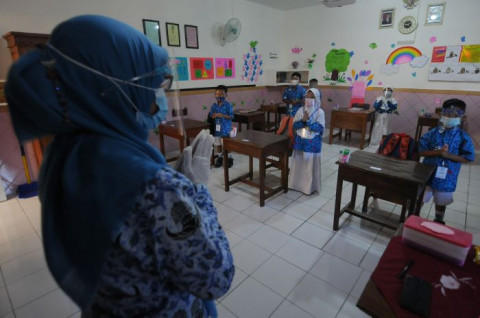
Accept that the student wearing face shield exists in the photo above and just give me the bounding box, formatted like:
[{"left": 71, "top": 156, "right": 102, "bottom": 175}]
[
  {"left": 288, "top": 88, "right": 325, "bottom": 195},
  {"left": 418, "top": 99, "right": 474, "bottom": 224},
  {"left": 5, "top": 15, "right": 233, "bottom": 317},
  {"left": 370, "top": 85, "right": 399, "bottom": 147}
]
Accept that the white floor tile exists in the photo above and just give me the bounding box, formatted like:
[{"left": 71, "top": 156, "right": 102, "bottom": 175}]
[
  {"left": 210, "top": 188, "right": 237, "bottom": 203},
  {"left": 1, "top": 250, "right": 47, "bottom": 284},
  {"left": 14, "top": 289, "right": 78, "bottom": 318},
  {"left": 296, "top": 195, "right": 330, "bottom": 210},
  {"left": 444, "top": 209, "right": 466, "bottom": 226},
  {"left": 265, "top": 212, "right": 303, "bottom": 234},
  {"left": 252, "top": 255, "right": 306, "bottom": 297},
  {"left": 292, "top": 222, "right": 333, "bottom": 249},
  {"left": 224, "top": 230, "right": 244, "bottom": 249},
  {"left": 265, "top": 196, "right": 293, "bottom": 211},
  {"left": 6, "top": 268, "right": 58, "bottom": 309},
  {"left": 359, "top": 248, "right": 383, "bottom": 272},
  {"left": 221, "top": 277, "right": 283, "bottom": 318},
  {"left": 270, "top": 300, "right": 314, "bottom": 318},
  {"left": 230, "top": 240, "right": 272, "bottom": 274},
  {"left": 218, "top": 268, "right": 248, "bottom": 302},
  {"left": 216, "top": 203, "right": 241, "bottom": 226},
  {"left": 467, "top": 214, "right": 480, "bottom": 230},
  {"left": 0, "top": 222, "right": 36, "bottom": 246},
  {"left": 0, "top": 234, "right": 43, "bottom": 265},
  {"left": 216, "top": 303, "right": 237, "bottom": 318},
  {"left": 309, "top": 253, "right": 362, "bottom": 294},
  {"left": 350, "top": 270, "right": 372, "bottom": 299},
  {"left": 275, "top": 237, "right": 324, "bottom": 271},
  {"left": 224, "top": 214, "right": 263, "bottom": 238},
  {"left": 322, "top": 235, "right": 369, "bottom": 265},
  {"left": 0, "top": 286, "right": 13, "bottom": 316},
  {"left": 335, "top": 220, "right": 378, "bottom": 246},
  {"left": 0, "top": 203, "right": 29, "bottom": 230},
  {"left": 287, "top": 274, "right": 347, "bottom": 318},
  {"left": 336, "top": 296, "right": 370, "bottom": 318},
  {"left": 247, "top": 225, "right": 290, "bottom": 253},
  {"left": 241, "top": 204, "right": 278, "bottom": 223},
  {"left": 222, "top": 195, "right": 255, "bottom": 212},
  {"left": 282, "top": 202, "right": 318, "bottom": 221}
]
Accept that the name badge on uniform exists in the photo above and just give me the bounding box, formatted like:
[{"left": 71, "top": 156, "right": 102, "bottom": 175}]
[
  {"left": 435, "top": 166, "right": 448, "bottom": 179},
  {"left": 216, "top": 124, "right": 221, "bottom": 132}
]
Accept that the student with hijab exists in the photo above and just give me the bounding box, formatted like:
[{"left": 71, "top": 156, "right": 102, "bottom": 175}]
[
  {"left": 288, "top": 88, "right": 325, "bottom": 195},
  {"left": 370, "top": 85, "right": 398, "bottom": 147},
  {"left": 6, "top": 15, "right": 234, "bottom": 317}
]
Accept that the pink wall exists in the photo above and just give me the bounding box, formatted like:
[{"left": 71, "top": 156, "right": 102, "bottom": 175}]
[{"left": 2, "top": 86, "right": 479, "bottom": 196}]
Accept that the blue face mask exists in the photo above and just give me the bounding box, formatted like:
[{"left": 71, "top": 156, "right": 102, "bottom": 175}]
[
  {"left": 440, "top": 116, "right": 461, "bottom": 128},
  {"left": 216, "top": 96, "right": 225, "bottom": 103},
  {"left": 136, "top": 88, "right": 168, "bottom": 130}
]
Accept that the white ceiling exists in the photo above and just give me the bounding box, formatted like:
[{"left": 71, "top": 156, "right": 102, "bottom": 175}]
[{"left": 244, "top": 0, "right": 355, "bottom": 11}]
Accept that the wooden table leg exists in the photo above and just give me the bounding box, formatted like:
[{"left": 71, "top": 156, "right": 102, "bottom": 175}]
[
  {"left": 282, "top": 151, "right": 288, "bottom": 193},
  {"left": 349, "top": 183, "right": 358, "bottom": 210},
  {"left": 259, "top": 155, "right": 266, "bottom": 207},
  {"left": 159, "top": 134, "right": 166, "bottom": 156},
  {"left": 334, "top": 175, "right": 343, "bottom": 231},
  {"left": 329, "top": 125, "right": 334, "bottom": 144},
  {"left": 359, "top": 126, "right": 366, "bottom": 150},
  {"left": 414, "top": 186, "right": 427, "bottom": 216},
  {"left": 248, "top": 156, "right": 253, "bottom": 180},
  {"left": 179, "top": 137, "right": 185, "bottom": 154},
  {"left": 224, "top": 148, "right": 230, "bottom": 192}
]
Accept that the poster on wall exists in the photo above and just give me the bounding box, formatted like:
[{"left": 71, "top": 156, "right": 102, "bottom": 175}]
[
  {"left": 189, "top": 57, "right": 214, "bottom": 80},
  {"left": 215, "top": 58, "right": 235, "bottom": 79},
  {"left": 429, "top": 44, "right": 480, "bottom": 82},
  {"left": 173, "top": 57, "right": 189, "bottom": 81}
]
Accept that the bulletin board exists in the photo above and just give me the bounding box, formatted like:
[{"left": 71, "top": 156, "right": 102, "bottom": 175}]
[
  {"left": 215, "top": 58, "right": 236, "bottom": 79},
  {"left": 189, "top": 57, "right": 214, "bottom": 80},
  {"left": 429, "top": 44, "right": 480, "bottom": 82},
  {"left": 174, "top": 57, "right": 189, "bottom": 81}
]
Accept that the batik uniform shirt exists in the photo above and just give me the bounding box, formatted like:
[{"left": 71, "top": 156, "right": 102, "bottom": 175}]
[
  {"left": 292, "top": 107, "right": 325, "bottom": 154},
  {"left": 86, "top": 166, "right": 235, "bottom": 317},
  {"left": 373, "top": 97, "right": 398, "bottom": 114},
  {"left": 283, "top": 85, "right": 307, "bottom": 116},
  {"left": 419, "top": 126, "right": 474, "bottom": 192},
  {"left": 209, "top": 101, "right": 234, "bottom": 137}
]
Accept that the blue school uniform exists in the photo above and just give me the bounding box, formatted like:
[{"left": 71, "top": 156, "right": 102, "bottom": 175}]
[
  {"left": 292, "top": 108, "right": 325, "bottom": 153},
  {"left": 209, "top": 101, "right": 234, "bottom": 137},
  {"left": 419, "top": 126, "right": 474, "bottom": 192},
  {"left": 283, "top": 85, "right": 307, "bottom": 116}
]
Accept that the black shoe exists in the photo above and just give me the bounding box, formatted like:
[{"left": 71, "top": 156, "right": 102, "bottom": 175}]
[
  {"left": 227, "top": 158, "right": 234, "bottom": 168},
  {"left": 433, "top": 218, "right": 445, "bottom": 225},
  {"left": 214, "top": 157, "right": 223, "bottom": 168}
]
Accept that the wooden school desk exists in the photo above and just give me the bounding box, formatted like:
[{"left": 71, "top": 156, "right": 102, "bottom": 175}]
[
  {"left": 233, "top": 110, "right": 265, "bottom": 132},
  {"left": 259, "top": 103, "right": 288, "bottom": 132},
  {"left": 329, "top": 108, "right": 375, "bottom": 150},
  {"left": 158, "top": 119, "right": 209, "bottom": 162},
  {"left": 333, "top": 151, "right": 435, "bottom": 231},
  {"left": 222, "top": 130, "right": 289, "bottom": 207}
]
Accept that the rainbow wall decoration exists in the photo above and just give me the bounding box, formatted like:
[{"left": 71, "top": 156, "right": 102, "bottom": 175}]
[{"left": 386, "top": 46, "right": 423, "bottom": 65}]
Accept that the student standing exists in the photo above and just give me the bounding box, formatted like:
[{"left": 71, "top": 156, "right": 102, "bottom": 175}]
[
  {"left": 370, "top": 85, "right": 398, "bottom": 147},
  {"left": 419, "top": 99, "right": 474, "bottom": 224},
  {"left": 209, "top": 85, "right": 234, "bottom": 168},
  {"left": 288, "top": 88, "right": 325, "bottom": 195}
]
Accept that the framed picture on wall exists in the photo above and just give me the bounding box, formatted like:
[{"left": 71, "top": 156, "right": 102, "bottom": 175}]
[
  {"left": 166, "top": 22, "right": 181, "bottom": 47},
  {"left": 379, "top": 8, "right": 395, "bottom": 28},
  {"left": 425, "top": 3, "right": 446, "bottom": 25},
  {"left": 142, "top": 19, "right": 161, "bottom": 46},
  {"left": 184, "top": 25, "right": 199, "bottom": 49}
]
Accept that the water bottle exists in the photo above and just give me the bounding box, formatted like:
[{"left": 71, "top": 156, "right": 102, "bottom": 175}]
[
  {"left": 419, "top": 109, "right": 425, "bottom": 116},
  {"left": 343, "top": 149, "right": 350, "bottom": 163}
]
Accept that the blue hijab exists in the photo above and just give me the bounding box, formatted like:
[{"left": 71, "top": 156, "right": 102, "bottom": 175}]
[{"left": 5, "top": 15, "right": 168, "bottom": 309}]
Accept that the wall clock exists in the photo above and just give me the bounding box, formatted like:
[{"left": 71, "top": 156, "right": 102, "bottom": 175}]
[{"left": 398, "top": 16, "right": 418, "bottom": 34}]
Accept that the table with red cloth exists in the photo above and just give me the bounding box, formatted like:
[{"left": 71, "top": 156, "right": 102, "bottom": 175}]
[{"left": 358, "top": 236, "right": 480, "bottom": 317}]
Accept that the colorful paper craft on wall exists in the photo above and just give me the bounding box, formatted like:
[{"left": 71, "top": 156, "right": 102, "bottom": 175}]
[
  {"left": 215, "top": 58, "right": 236, "bottom": 79},
  {"left": 347, "top": 69, "right": 374, "bottom": 106},
  {"left": 429, "top": 44, "right": 480, "bottom": 82},
  {"left": 242, "top": 41, "right": 263, "bottom": 83},
  {"left": 173, "top": 57, "right": 189, "bottom": 81},
  {"left": 381, "top": 46, "right": 428, "bottom": 75},
  {"left": 324, "top": 48, "right": 351, "bottom": 84},
  {"left": 189, "top": 57, "right": 214, "bottom": 80}
]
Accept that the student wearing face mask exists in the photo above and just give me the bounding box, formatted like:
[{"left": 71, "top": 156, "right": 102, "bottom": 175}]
[
  {"left": 370, "top": 85, "right": 399, "bottom": 147},
  {"left": 5, "top": 15, "right": 234, "bottom": 317},
  {"left": 288, "top": 88, "right": 325, "bottom": 195},
  {"left": 209, "top": 85, "right": 234, "bottom": 168},
  {"left": 418, "top": 99, "right": 474, "bottom": 224}
]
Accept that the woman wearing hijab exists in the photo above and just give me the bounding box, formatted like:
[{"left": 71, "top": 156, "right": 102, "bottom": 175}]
[
  {"left": 288, "top": 88, "right": 325, "bottom": 195},
  {"left": 6, "top": 15, "right": 234, "bottom": 317},
  {"left": 370, "top": 85, "right": 399, "bottom": 147}
]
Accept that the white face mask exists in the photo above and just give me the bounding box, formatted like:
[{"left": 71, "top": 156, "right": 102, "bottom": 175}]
[
  {"left": 291, "top": 79, "right": 299, "bottom": 86},
  {"left": 384, "top": 91, "right": 392, "bottom": 98},
  {"left": 304, "top": 98, "right": 315, "bottom": 109},
  {"left": 440, "top": 116, "right": 461, "bottom": 128}
]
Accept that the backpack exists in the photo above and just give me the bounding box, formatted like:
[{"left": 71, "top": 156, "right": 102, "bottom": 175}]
[{"left": 378, "top": 133, "right": 419, "bottom": 161}]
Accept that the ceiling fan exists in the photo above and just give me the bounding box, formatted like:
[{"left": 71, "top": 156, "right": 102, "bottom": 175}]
[{"left": 319, "top": 0, "right": 355, "bottom": 8}]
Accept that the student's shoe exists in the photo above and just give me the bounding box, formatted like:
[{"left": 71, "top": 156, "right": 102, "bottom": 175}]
[
  {"left": 433, "top": 218, "right": 445, "bottom": 225},
  {"left": 214, "top": 157, "right": 223, "bottom": 168},
  {"left": 227, "top": 157, "right": 234, "bottom": 168}
]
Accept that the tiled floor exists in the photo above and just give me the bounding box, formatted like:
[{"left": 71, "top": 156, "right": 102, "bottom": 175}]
[{"left": 0, "top": 139, "right": 479, "bottom": 318}]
